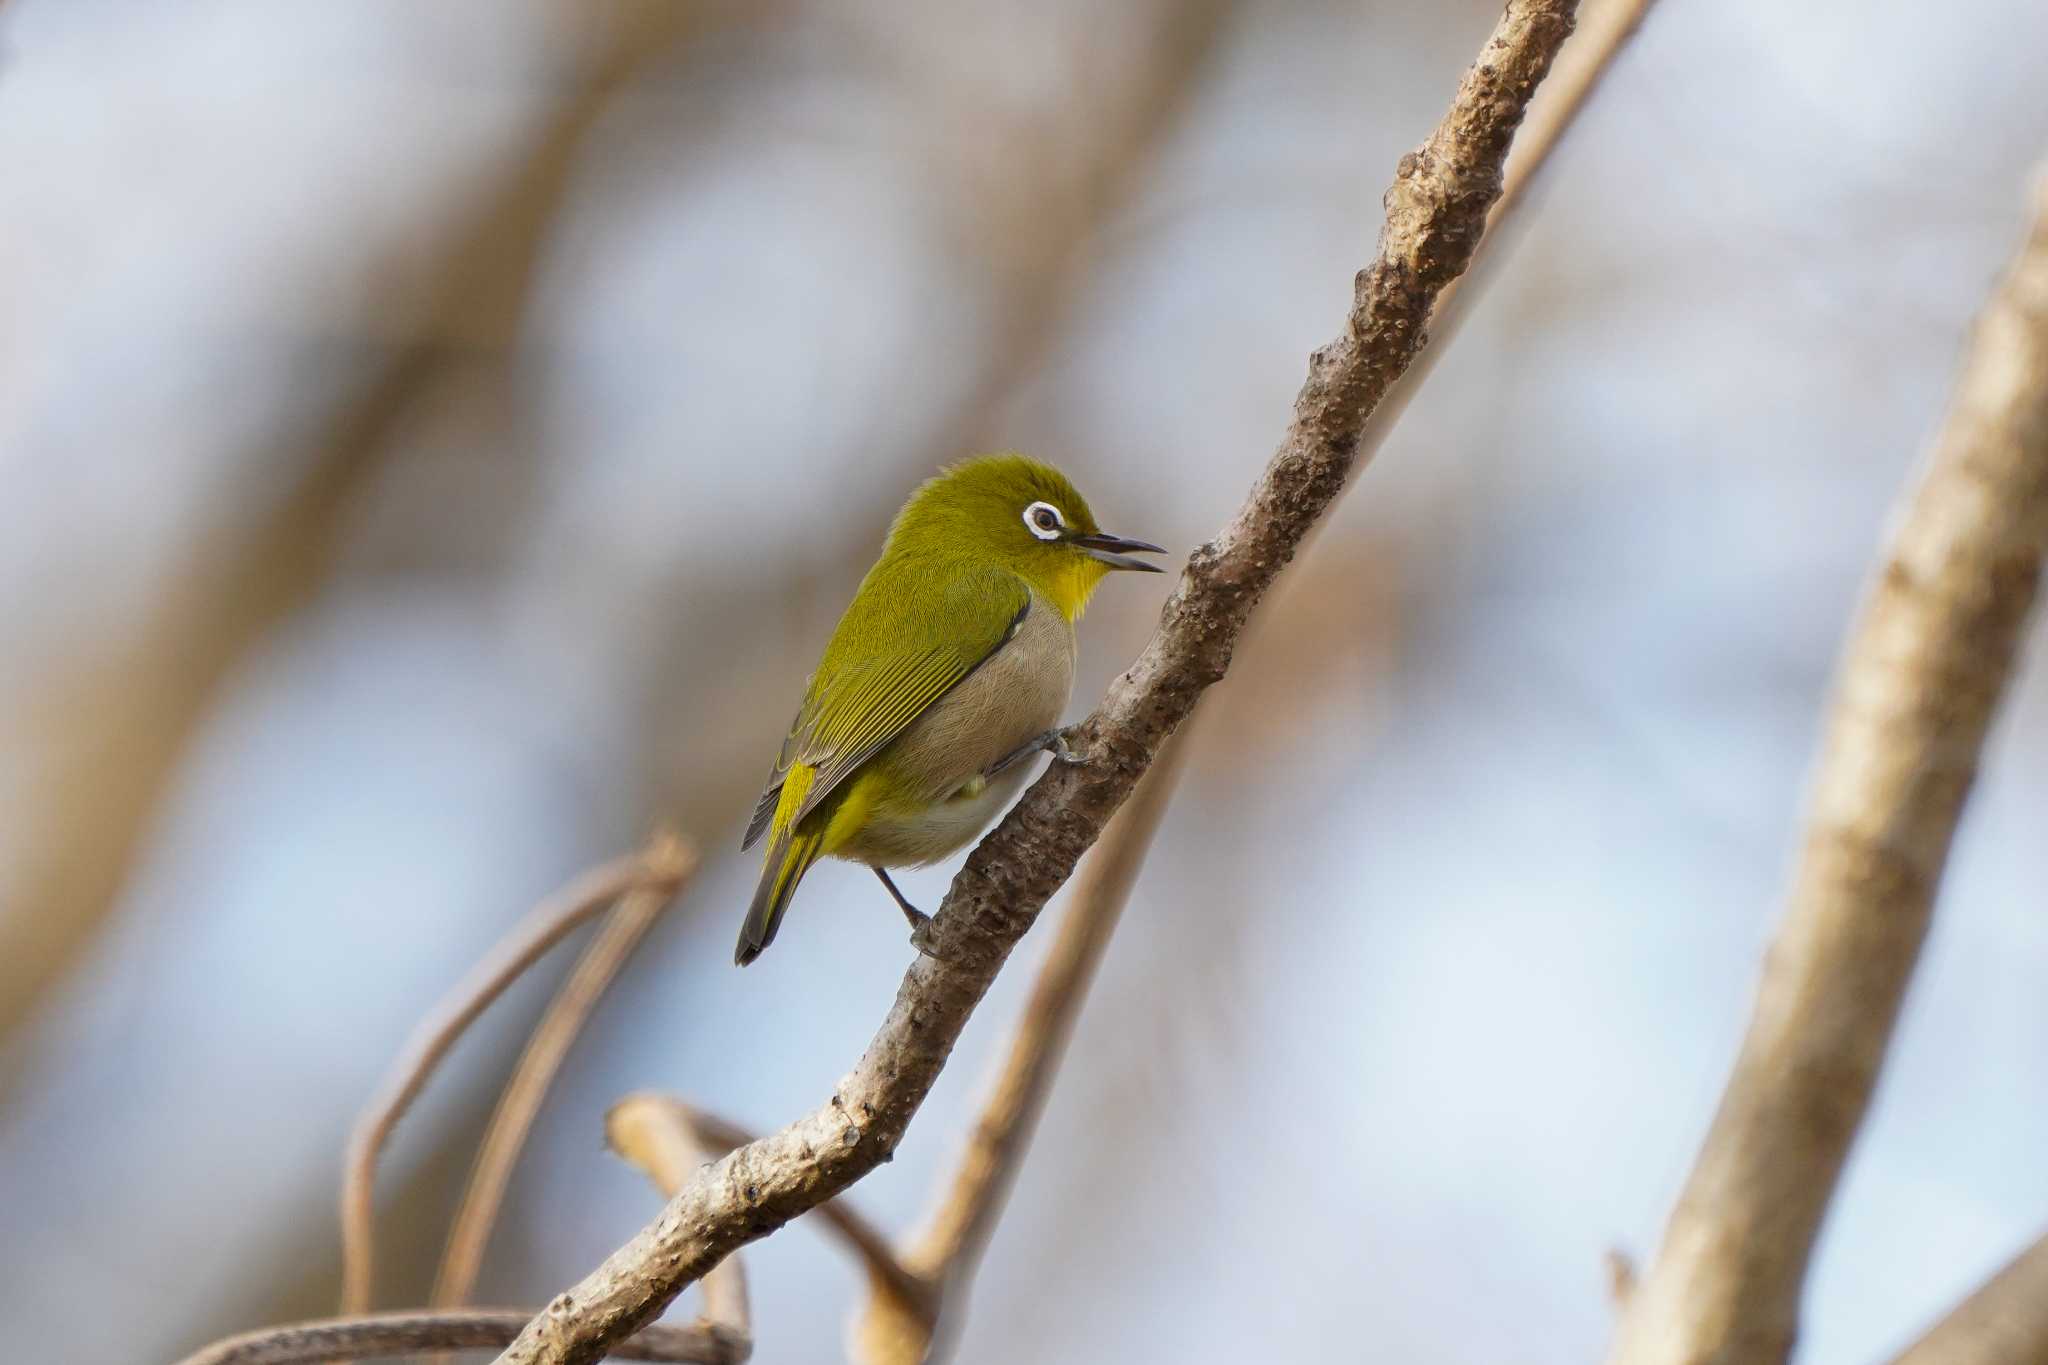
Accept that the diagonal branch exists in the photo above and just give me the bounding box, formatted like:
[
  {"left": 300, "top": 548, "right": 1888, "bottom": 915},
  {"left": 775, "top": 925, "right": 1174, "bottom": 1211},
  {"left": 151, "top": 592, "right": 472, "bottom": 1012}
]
[
  {"left": 609, "top": 1095, "right": 935, "bottom": 1324},
  {"left": 169, "top": 1309, "right": 728, "bottom": 1365},
  {"left": 1890, "top": 1231, "right": 2048, "bottom": 1365},
  {"left": 339, "top": 839, "right": 695, "bottom": 1313},
  {"left": 1607, "top": 175, "right": 2048, "bottom": 1365},
  {"left": 491, "top": 5, "right": 1583, "bottom": 1360},
  {"left": 850, "top": 722, "right": 1197, "bottom": 1365},
  {"left": 605, "top": 1097, "right": 757, "bottom": 1360},
  {"left": 1349, "top": 0, "right": 1658, "bottom": 475},
  {"left": 853, "top": 7, "right": 1658, "bottom": 1356},
  {"left": 910, "top": 730, "right": 1193, "bottom": 1275},
  {"left": 432, "top": 833, "right": 698, "bottom": 1312}
]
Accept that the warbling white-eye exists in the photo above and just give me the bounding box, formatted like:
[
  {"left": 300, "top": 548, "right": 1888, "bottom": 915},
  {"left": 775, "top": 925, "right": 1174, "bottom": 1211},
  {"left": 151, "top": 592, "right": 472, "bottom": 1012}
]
[{"left": 735, "top": 454, "right": 1165, "bottom": 965}]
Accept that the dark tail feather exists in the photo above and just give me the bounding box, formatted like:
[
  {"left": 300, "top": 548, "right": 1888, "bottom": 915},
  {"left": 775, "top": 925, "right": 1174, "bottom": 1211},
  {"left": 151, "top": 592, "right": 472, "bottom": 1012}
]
[{"left": 735, "top": 826, "right": 824, "bottom": 966}]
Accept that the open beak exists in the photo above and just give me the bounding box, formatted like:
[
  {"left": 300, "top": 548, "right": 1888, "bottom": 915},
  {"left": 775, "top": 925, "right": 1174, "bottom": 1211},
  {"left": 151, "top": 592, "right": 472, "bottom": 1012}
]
[{"left": 1072, "top": 531, "right": 1167, "bottom": 573}]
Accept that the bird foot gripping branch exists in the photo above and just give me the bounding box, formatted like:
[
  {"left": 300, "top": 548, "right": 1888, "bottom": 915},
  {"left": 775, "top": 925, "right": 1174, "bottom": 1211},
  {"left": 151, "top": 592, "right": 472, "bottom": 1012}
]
[
  {"left": 906, "top": 912, "right": 946, "bottom": 962},
  {"left": 989, "top": 724, "right": 1094, "bottom": 776}
]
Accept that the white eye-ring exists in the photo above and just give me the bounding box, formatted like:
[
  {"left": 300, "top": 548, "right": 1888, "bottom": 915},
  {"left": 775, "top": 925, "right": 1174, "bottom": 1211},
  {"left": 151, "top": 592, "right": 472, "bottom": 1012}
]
[{"left": 1023, "top": 501, "right": 1065, "bottom": 541}]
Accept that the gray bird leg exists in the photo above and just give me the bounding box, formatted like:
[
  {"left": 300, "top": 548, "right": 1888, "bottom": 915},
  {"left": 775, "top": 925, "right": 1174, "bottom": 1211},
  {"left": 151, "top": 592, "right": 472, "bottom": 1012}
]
[
  {"left": 875, "top": 866, "right": 952, "bottom": 959},
  {"left": 872, "top": 865, "right": 927, "bottom": 932}
]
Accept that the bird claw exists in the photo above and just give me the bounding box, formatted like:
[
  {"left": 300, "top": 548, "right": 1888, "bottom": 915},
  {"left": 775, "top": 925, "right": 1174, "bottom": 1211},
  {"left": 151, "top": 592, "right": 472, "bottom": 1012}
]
[
  {"left": 989, "top": 726, "right": 1091, "bottom": 777},
  {"left": 1047, "top": 726, "right": 1090, "bottom": 766},
  {"left": 908, "top": 912, "right": 949, "bottom": 961}
]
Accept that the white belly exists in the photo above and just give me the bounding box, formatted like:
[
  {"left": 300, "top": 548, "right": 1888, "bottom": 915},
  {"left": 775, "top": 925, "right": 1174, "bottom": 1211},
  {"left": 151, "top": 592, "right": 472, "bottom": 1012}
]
[{"left": 846, "top": 762, "right": 1036, "bottom": 867}]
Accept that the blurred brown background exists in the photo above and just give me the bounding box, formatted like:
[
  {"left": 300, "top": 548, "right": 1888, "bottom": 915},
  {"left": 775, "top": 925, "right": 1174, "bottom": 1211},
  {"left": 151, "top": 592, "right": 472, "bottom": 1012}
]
[{"left": 3, "top": 1, "right": 2047, "bottom": 1361}]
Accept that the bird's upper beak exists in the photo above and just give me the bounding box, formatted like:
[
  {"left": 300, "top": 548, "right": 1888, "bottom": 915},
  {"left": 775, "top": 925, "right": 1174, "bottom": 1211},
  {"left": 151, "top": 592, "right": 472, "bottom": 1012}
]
[{"left": 1071, "top": 530, "right": 1167, "bottom": 573}]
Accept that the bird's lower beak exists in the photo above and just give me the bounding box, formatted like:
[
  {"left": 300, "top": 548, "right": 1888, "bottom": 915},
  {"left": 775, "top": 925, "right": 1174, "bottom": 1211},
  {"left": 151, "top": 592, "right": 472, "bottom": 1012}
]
[{"left": 1072, "top": 531, "right": 1167, "bottom": 573}]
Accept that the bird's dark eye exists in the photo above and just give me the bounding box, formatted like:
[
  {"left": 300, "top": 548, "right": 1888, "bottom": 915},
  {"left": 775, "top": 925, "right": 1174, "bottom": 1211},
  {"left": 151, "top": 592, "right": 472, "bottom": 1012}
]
[{"left": 1023, "top": 501, "right": 1064, "bottom": 540}]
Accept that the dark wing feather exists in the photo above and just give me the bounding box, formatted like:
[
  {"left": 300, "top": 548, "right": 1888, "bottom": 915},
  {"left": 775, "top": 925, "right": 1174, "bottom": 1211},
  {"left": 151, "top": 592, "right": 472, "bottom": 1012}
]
[{"left": 740, "top": 783, "right": 782, "bottom": 851}]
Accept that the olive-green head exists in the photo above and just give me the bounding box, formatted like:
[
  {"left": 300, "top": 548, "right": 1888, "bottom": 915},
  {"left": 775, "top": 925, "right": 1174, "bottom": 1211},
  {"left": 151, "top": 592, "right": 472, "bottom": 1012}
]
[{"left": 887, "top": 454, "right": 1164, "bottom": 619}]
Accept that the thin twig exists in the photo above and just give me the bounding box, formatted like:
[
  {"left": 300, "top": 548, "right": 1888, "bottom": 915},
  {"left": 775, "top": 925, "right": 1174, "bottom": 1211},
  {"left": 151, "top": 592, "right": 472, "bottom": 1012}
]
[
  {"left": 605, "top": 1095, "right": 756, "bottom": 1355},
  {"left": 1606, "top": 1249, "right": 1639, "bottom": 1314},
  {"left": 851, "top": 724, "right": 1198, "bottom": 1365},
  {"left": 339, "top": 843, "right": 694, "bottom": 1313},
  {"left": 490, "top": 6, "right": 1583, "bottom": 1362},
  {"left": 1891, "top": 1232, "right": 2048, "bottom": 1364},
  {"left": 608, "top": 1094, "right": 933, "bottom": 1322},
  {"left": 171, "top": 1309, "right": 732, "bottom": 1365},
  {"left": 1607, "top": 177, "right": 2048, "bottom": 1365},
  {"left": 432, "top": 834, "right": 698, "bottom": 1312}
]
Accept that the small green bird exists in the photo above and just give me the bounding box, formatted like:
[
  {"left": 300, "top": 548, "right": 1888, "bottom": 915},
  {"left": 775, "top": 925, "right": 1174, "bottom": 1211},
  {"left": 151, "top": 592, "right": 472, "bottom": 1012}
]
[{"left": 735, "top": 454, "right": 1164, "bottom": 965}]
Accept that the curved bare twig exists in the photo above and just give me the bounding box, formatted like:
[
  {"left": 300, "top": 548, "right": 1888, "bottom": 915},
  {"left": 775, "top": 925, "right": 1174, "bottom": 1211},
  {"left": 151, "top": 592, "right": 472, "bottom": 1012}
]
[
  {"left": 339, "top": 842, "right": 693, "bottom": 1312},
  {"left": 170, "top": 1309, "right": 732, "bottom": 1365},
  {"left": 432, "top": 835, "right": 697, "bottom": 1312}
]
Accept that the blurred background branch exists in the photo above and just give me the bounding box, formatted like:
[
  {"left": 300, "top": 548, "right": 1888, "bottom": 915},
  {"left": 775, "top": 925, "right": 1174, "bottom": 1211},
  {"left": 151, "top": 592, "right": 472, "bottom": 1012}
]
[
  {"left": 1609, "top": 172, "right": 2048, "bottom": 1365},
  {"left": 0, "top": 3, "right": 727, "bottom": 1064},
  {"left": 431, "top": 832, "right": 696, "bottom": 1317},
  {"left": 1891, "top": 1231, "right": 2048, "bottom": 1365},
  {"left": 342, "top": 839, "right": 694, "bottom": 1313}
]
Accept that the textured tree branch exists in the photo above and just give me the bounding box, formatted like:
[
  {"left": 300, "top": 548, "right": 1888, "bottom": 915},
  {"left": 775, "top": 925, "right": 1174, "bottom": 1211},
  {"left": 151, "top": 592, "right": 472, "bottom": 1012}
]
[
  {"left": 339, "top": 840, "right": 695, "bottom": 1313},
  {"left": 169, "top": 1309, "right": 728, "bottom": 1365},
  {"left": 433, "top": 833, "right": 697, "bottom": 1313},
  {"left": 1607, "top": 177, "right": 2048, "bottom": 1365},
  {"left": 1349, "top": 0, "right": 1657, "bottom": 473},
  {"left": 609, "top": 1096, "right": 936, "bottom": 1323},
  {"left": 1890, "top": 1232, "right": 2048, "bottom": 1365},
  {"left": 850, "top": 724, "right": 1196, "bottom": 1365},
  {"left": 491, "top": 4, "right": 1581, "bottom": 1360},
  {"left": 848, "top": 7, "right": 1657, "bottom": 1355},
  {"left": 605, "top": 1097, "right": 756, "bottom": 1359}
]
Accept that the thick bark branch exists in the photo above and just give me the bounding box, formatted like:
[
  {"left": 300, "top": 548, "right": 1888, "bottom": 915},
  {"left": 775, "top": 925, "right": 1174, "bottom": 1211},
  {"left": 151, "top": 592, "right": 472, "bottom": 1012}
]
[
  {"left": 850, "top": 6, "right": 1657, "bottom": 1356},
  {"left": 913, "top": 731, "right": 1192, "bottom": 1271},
  {"left": 1607, "top": 178, "right": 2048, "bottom": 1365},
  {"left": 849, "top": 725, "right": 1195, "bottom": 1365},
  {"left": 1891, "top": 1232, "right": 2048, "bottom": 1365},
  {"left": 605, "top": 1097, "right": 756, "bottom": 1356},
  {"left": 491, "top": 5, "right": 1581, "bottom": 1360},
  {"left": 608, "top": 1096, "right": 936, "bottom": 1326},
  {"left": 1350, "top": 0, "right": 1657, "bottom": 467}
]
